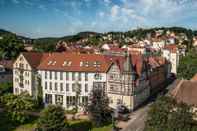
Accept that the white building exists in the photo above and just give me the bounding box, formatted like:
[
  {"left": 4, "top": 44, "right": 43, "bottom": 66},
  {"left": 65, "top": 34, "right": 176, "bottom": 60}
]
[
  {"left": 162, "top": 44, "right": 179, "bottom": 75},
  {"left": 37, "top": 53, "right": 110, "bottom": 110},
  {"left": 13, "top": 52, "right": 153, "bottom": 111},
  {"left": 13, "top": 52, "right": 48, "bottom": 96}
]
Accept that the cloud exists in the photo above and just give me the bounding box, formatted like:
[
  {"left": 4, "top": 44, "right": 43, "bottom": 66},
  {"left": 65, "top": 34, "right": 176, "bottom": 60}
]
[
  {"left": 99, "top": 11, "right": 105, "bottom": 17},
  {"left": 24, "top": 0, "right": 33, "bottom": 6},
  {"left": 104, "top": 0, "right": 111, "bottom": 4},
  {"left": 111, "top": 5, "right": 120, "bottom": 18},
  {"left": 12, "top": 0, "right": 19, "bottom": 4},
  {"left": 38, "top": 4, "right": 47, "bottom": 11}
]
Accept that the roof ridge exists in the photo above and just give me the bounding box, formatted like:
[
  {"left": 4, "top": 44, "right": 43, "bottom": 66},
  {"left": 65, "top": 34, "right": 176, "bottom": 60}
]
[{"left": 173, "top": 80, "right": 184, "bottom": 98}]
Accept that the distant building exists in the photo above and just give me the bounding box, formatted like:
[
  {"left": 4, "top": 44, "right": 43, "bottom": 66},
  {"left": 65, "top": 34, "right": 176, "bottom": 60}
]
[
  {"left": 162, "top": 44, "right": 179, "bottom": 75},
  {"left": 0, "top": 60, "right": 13, "bottom": 83}
]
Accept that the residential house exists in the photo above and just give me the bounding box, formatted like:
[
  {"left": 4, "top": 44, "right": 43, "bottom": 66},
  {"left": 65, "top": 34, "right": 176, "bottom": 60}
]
[
  {"left": 13, "top": 52, "right": 48, "bottom": 96},
  {"left": 107, "top": 53, "right": 150, "bottom": 111},
  {"left": 0, "top": 60, "right": 13, "bottom": 83},
  {"left": 147, "top": 56, "right": 170, "bottom": 94},
  {"left": 162, "top": 44, "right": 179, "bottom": 75}
]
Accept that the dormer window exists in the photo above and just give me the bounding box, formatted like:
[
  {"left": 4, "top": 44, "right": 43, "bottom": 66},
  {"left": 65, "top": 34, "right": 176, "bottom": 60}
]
[
  {"left": 63, "top": 61, "right": 72, "bottom": 66},
  {"left": 85, "top": 61, "right": 89, "bottom": 67},
  {"left": 48, "top": 61, "right": 53, "bottom": 65},
  {"left": 93, "top": 61, "right": 101, "bottom": 67},
  {"left": 52, "top": 61, "right": 56, "bottom": 66}
]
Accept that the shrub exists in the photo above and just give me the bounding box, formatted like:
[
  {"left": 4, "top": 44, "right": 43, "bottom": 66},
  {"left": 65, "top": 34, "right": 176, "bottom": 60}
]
[{"left": 68, "top": 120, "right": 92, "bottom": 131}]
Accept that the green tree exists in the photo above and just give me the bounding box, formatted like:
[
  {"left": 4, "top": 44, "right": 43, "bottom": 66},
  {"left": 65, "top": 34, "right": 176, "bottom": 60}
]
[
  {"left": 87, "top": 88, "right": 111, "bottom": 127},
  {"left": 0, "top": 35, "right": 24, "bottom": 60},
  {"left": 0, "top": 82, "right": 12, "bottom": 95},
  {"left": 1, "top": 92, "right": 36, "bottom": 124},
  {"left": 145, "top": 96, "right": 197, "bottom": 131},
  {"left": 37, "top": 105, "right": 68, "bottom": 131},
  {"left": 177, "top": 49, "right": 197, "bottom": 79}
]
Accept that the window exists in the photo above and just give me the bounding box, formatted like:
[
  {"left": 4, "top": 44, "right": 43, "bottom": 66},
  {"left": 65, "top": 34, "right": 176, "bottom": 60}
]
[
  {"left": 66, "top": 72, "right": 69, "bottom": 80},
  {"left": 85, "top": 73, "right": 88, "bottom": 81},
  {"left": 78, "top": 72, "right": 81, "bottom": 81},
  {"left": 63, "top": 61, "right": 72, "bottom": 66},
  {"left": 66, "top": 96, "right": 76, "bottom": 106},
  {"left": 60, "top": 72, "right": 63, "bottom": 80},
  {"left": 82, "top": 96, "right": 88, "bottom": 105},
  {"left": 72, "top": 83, "right": 75, "bottom": 92},
  {"left": 60, "top": 83, "right": 63, "bottom": 91},
  {"left": 55, "top": 72, "right": 57, "bottom": 80},
  {"left": 45, "top": 94, "right": 52, "bottom": 104},
  {"left": 85, "top": 84, "right": 88, "bottom": 92},
  {"left": 55, "top": 95, "right": 63, "bottom": 105},
  {"left": 45, "top": 82, "right": 47, "bottom": 90},
  {"left": 45, "top": 71, "right": 47, "bottom": 79},
  {"left": 49, "top": 82, "right": 52, "bottom": 90},
  {"left": 94, "top": 73, "right": 102, "bottom": 80},
  {"left": 66, "top": 83, "right": 69, "bottom": 91},
  {"left": 26, "top": 64, "right": 28, "bottom": 69},
  {"left": 50, "top": 72, "right": 52, "bottom": 79},
  {"left": 54, "top": 83, "right": 57, "bottom": 91},
  {"left": 15, "top": 88, "right": 19, "bottom": 94},
  {"left": 72, "top": 72, "right": 75, "bottom": 81}
]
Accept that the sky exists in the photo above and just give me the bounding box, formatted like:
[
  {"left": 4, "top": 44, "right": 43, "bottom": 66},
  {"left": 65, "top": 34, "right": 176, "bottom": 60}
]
[{"left": 0, "top": 0, "right": 197, "bottom": 38}]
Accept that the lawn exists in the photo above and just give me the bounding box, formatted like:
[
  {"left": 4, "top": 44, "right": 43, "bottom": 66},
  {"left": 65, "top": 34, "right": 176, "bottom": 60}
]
[{"left": 92, "top": 124, "right": 112, "bottom": 131}]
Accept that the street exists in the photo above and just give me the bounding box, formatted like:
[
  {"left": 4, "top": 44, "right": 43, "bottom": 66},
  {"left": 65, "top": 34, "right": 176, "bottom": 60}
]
[{"left": 117, "top": 104, "right": 151, "bottom": 131}]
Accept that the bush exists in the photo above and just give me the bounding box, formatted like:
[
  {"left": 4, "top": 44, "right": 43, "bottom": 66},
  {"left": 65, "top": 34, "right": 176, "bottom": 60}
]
[
  {"left": 37, "top": 105, "right": 68, "bottom": 131},
  {"left": 1, "top": 92, "right": 36, "bottom": 124},
  {"left": 68, "top": 120, "right": 92, "bottom": 131},
  {"left": 0, "top": 82, "right": 12, "bottom": 95}
]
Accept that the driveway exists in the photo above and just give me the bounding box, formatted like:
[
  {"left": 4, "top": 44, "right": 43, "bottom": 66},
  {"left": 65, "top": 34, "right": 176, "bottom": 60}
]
[{"left": 117, "top": 104, "right": 151, "bottom": 131}]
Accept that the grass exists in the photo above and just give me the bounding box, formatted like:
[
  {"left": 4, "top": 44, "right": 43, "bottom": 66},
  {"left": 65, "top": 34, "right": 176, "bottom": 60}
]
[
  {"left": 13, "top": 123, "right": 36, "bottom": 131},
  {"left": 92, "top": 124, "right": 112, "bottom": 131}
]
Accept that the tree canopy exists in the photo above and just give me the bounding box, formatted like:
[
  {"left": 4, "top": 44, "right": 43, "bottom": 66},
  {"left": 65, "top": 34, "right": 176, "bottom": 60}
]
[
  {"left": 87, "top": 88, "right": 111, "bottom": 127},
  {"left": 1, "top": 92, "right": 36, "bottom": 124},
  {"left": 145, "top": 96, "right": 197, "bottom": 131},
  {"left": 0, "top": 35, "right": 24, "bottom": 60},
  {"left": 37, "top": 105, "right": 68, "bottom": 131},
  {"left": 177, "top": 49, "right": 197, "bottom": 79}
]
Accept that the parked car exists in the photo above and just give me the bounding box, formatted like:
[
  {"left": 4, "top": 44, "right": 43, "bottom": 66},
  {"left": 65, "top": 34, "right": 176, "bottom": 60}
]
[{"left": 117, "top": 105, "right": 130, "bottom": 114}]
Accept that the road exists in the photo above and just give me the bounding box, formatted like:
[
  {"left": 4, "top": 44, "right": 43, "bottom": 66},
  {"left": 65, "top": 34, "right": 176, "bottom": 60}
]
[{"left": 119, "top": 104, "right": 151, "bottom": 131}]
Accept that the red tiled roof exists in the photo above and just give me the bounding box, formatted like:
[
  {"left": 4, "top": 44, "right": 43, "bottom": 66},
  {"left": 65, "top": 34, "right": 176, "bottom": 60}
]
[
  {"left": 37, "top": 52, "right": 112, "bottom": 73},
  {"left": 164, "top": 44, "right": 177, "bottom": 53},
  {"left": 147, "top": 56, "right": 167, "bottom": 69},
  {"left": 0, "top": 60, "right": 13, "bottom": 69},
  {"left": 22, "top": 52, "right": 49, "bottom": 69}
]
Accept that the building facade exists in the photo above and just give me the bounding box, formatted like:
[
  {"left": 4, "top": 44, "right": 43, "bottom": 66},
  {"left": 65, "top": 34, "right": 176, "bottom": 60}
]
[
  {"left": 162, "top": 44, "right": 179, "bottom": 74},
  {"left": 107, "top": 54, "right": 150, "bottom": 111},
  {"left": 13, "top": 52, "right": 47, "bottom": 97},
  {"left": 37, "top": 53, "right": 109, "bottom": 110},
  {"left": 13, "top": 52, "right": 168, "bottom": 111}
]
